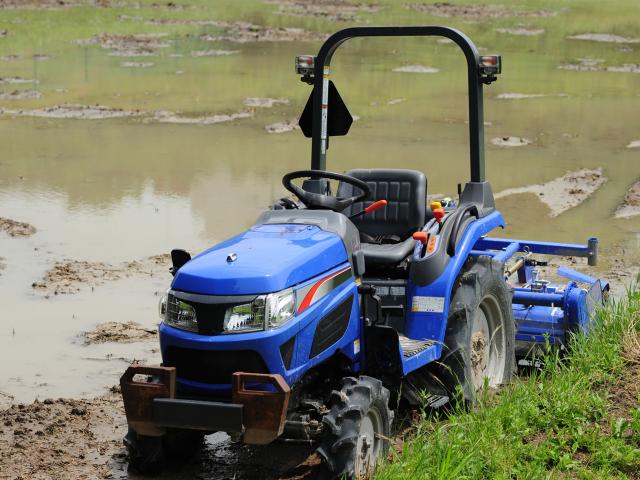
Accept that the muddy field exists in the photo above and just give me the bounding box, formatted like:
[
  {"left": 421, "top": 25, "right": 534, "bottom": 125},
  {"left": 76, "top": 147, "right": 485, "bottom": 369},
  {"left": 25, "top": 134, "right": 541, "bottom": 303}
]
[{"left": 1, "top": 0, "right": 639, "bottom": 478}]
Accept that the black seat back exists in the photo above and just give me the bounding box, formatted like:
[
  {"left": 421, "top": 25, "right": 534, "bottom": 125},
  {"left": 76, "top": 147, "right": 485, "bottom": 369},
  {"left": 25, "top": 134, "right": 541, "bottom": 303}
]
[{"left": 337, "top": 169, "right": 427, "bottom": 242}]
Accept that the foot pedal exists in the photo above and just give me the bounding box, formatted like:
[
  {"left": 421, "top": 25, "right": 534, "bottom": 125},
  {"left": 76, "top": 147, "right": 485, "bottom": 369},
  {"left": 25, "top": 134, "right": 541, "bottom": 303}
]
[{"left": 398, "top": 335, "right": 435, "bottom": 358}]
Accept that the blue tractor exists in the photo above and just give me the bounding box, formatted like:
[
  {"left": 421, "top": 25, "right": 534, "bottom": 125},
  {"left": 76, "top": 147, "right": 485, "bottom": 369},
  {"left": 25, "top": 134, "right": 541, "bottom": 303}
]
[{"left": 121, "top": 26, "right": 608, "bottom": 478}]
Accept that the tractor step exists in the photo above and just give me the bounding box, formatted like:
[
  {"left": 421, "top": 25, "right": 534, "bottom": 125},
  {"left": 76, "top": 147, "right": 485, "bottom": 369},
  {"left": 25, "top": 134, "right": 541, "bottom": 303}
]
[{"left": 399, "top": 335, "right": 435, "bottom": 358}]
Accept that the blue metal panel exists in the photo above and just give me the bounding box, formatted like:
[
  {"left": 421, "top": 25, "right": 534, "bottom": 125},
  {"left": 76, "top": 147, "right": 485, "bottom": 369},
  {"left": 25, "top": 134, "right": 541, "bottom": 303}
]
[
  {"left": 514, "top": 304, "right": 566, "bottom": 345},
  {"left": 172, "top": 225, "right": 348, "bottom": 295},
  {"left": 474, "top": 237, "right": 592, "bottom": 258},
  {"left": 160, "top": 263, "right": 361, "bottom": 396},
  {"left": 401, "top": 210, "right": 505, "bottom": 375}
]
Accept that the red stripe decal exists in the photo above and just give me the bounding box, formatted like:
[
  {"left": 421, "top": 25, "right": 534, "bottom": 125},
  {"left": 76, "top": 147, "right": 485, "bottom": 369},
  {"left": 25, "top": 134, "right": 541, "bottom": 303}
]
[{"left": 297, "top": 267, "right": 350, "bottom": 314}]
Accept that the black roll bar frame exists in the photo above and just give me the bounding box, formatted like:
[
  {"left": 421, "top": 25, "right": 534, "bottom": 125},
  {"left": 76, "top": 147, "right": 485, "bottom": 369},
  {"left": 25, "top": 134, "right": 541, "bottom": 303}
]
[{"left": 309, "top": 26, "right": 488, "bottom": 183}]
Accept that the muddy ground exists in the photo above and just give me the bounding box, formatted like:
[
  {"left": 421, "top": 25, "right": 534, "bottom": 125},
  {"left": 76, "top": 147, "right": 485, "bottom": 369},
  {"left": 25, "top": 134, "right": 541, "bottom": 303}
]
[
  {"left": 0, "top": 217, "right": 36, "bottom": 237},
  {"left": 31, "top": 254, "right": 170, "bottom": 295}
]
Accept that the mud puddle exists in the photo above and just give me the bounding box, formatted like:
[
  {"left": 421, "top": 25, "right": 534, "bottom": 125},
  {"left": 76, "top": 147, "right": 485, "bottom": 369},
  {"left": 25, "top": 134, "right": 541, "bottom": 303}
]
[
  {"left": 78, "top": 33, "right": 171, "bottom": 57},
  {"left": 392, "top": 65, "right": 439, "bottom": 73},
  {"left": 496, "top": 93, "right": 567, "bottom": 100},
  {"left": 245, "top": 97, "right": 289, "bottom": 108},
  {"left": 200, "top": 22, "right": 326, "bottom": 43},
  {"left": 406, "top": 3, "right": 556, "bottom": 18},
  {"left": 567, "top": 33, "right": 640, "bottom": 44},
  {"left": 0, "top": 104, "right": 143, "bottom": 119},
  {"left": 121, "top": 61, "right": 154, "bottom": 68},
  {"left": 0, "top": 77, "right": 39, "bottom": 85},
  {"left": 266, "top": 0, "right": 381, "bottom": 22},
  {"left": 190, "top": 49, "right": 239, "bottom": 57},
  {"left": 490, "top": 136, "right": 531, "bottom": 147},
  {"left": 82, "top": 321, "right": 157, "bottom": 345},
  {"left": 615, "top": 181, "right": 640, "bottom": 219},
  {"left": 152, "top": 109, "right": 253, "bottom": 125},
  {"left": 32, "top": 254, "right": 169, "bottom": 295},
  {"left": 265, "top": 119, "right": 299, "bottom": 133},
  {"left": 495, "top": 168, "right": 606, "bottom": 217},
  {"left": 496, "top": 27, "right": 545, "bottom": 36},
  {"left": 0, "top": 90, "right": 42, "bottom": 100},
  {"left": 0, "top": 217, "right": 36, "bottom": 237}
]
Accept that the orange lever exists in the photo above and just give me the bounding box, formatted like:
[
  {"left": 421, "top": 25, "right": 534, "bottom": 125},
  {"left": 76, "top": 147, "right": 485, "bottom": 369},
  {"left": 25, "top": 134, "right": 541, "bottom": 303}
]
[
  {"left": 412, "top": 231, "right": 428, "bottom": 245},
  {"left": 364, "top": 199, "right": 388, "bottom": 214},
  {"left": 433, "top": 207, "right": 445, "bottom": 224}
]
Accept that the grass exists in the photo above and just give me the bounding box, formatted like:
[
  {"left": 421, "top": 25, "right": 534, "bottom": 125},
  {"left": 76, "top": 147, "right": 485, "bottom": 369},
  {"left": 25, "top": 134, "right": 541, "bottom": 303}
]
[{"left": 377, "top": 289, "right": 640, "bottom": 480}]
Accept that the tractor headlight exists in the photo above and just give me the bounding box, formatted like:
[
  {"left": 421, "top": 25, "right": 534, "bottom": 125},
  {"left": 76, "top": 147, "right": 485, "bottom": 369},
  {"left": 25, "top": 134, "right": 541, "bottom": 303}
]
[
  {"left": 163, "top": 293, "right": 198, "bottom": 333},
  {"left": 222, "top": 288, "right": 296, "bottom": 334}
]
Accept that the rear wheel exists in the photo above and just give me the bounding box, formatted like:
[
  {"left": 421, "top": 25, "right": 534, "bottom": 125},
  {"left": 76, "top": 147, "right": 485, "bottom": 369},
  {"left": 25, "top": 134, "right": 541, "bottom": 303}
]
[
  {"left": 428, "top": 256, "right": 516, "bottom": 405},
  {"left": 317, "top": 376, "right": 393, "bottom": 479}
]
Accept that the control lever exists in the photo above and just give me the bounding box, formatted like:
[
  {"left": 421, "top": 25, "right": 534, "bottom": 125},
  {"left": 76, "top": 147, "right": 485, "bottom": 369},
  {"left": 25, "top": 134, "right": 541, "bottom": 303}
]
[{"left": 350, "top": 199, "right": 387, "bottom": 219}]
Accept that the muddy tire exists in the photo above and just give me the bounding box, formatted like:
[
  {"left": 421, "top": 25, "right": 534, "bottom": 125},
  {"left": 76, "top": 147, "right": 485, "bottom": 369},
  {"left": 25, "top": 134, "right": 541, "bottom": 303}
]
[
  {"left": 317, "top": 376, "right": 393, "bottom": 479},
  {"left": 429, "top": 255, "right": 516, "bottom": 405},
  {"left": 164, "top": 429, "right": 205, "bottom": 459},
  {"left": 124, "top": 428, "right": 164, "bottom": 474}
]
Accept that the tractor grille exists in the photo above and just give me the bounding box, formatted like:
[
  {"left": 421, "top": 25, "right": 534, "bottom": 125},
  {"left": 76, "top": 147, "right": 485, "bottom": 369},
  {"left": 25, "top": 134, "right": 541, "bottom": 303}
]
[{"left": 164, "top": 346, "right": 268, "bottom": 384}]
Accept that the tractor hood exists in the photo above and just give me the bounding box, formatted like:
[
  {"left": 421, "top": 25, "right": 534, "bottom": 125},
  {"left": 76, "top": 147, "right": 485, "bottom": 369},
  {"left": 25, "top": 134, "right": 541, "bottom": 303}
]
[{"left": 171, "top": 224, "right": 348, "bottom": 295}]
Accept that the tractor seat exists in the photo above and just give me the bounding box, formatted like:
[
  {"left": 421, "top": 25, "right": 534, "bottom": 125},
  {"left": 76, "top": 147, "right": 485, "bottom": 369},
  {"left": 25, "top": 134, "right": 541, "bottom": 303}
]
[{"left": 337, "top": 169, "right": 428, "bottom": 266}]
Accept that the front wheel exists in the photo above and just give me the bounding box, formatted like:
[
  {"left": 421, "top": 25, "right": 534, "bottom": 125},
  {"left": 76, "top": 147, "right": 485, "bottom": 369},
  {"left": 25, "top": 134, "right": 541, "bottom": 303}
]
[{"left": 317, "top": 376, "right": 393, "bottom": 479}]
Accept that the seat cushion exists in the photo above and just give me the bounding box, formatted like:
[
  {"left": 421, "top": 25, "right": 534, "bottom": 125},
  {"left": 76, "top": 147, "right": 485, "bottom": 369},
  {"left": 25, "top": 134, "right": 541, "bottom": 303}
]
[
  {"left": 360, "top": 236, "right": 416, "bottom": 265},
  {"left": 337, "top": 169, "right": 427, "bottom": 241}
]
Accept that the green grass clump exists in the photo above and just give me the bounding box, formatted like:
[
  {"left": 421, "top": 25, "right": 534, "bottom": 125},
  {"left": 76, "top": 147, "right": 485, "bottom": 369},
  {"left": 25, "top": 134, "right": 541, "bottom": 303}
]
[{"left": 377, "top": 289, "right": 640, "bottom": 480}]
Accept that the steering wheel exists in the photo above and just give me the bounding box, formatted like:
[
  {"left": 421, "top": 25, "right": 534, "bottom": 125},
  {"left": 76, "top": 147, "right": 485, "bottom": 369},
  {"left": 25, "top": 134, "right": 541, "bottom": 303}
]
[{"left": 282, "top": 170, "right": 370, "bottom": 211}]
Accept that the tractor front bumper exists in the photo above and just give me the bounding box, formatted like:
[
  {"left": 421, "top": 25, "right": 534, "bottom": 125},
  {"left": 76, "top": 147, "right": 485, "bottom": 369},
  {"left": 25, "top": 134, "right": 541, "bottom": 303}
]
[{"left": 120, "top": 363, "right": 291, "bottom": 445}]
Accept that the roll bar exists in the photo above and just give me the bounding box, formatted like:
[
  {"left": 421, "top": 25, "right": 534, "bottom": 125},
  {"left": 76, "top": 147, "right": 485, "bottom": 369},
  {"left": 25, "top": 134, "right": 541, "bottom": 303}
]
[{"left": 308, "top": 26, "right": 497, "bottom": 183}]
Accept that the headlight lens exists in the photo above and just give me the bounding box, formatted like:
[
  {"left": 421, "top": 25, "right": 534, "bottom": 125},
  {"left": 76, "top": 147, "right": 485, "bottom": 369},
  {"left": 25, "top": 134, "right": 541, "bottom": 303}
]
[
  {"left": 222, "top": 288, "right": 296, "bottom": 334},
  {"left": 265, "top": 288, "right": 296, "bottom": 329},
  {"left": 164, "top": 293, "right": 198, "bottom": 333}
]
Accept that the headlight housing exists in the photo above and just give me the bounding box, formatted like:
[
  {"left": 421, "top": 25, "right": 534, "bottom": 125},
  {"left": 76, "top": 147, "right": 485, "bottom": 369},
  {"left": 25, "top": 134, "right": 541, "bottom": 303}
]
[
  {"left": 223, "top": 288, "right": 296, "bottom": 334},
  {"left": 161, "top": 288, "right": 297, "bottom": 335}
]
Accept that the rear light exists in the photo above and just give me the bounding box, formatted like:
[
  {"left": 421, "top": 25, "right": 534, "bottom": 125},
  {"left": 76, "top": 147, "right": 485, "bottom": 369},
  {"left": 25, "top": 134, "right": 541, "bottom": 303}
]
[
  {"left": 295, "top": 55, "right": 315, "bottom": 76},
  {"left": 479, "top": 55, "right": 501, "bottom": 76}
]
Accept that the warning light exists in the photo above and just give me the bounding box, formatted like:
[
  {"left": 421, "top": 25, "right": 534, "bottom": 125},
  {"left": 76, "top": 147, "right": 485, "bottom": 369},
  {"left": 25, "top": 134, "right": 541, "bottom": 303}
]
[
  {"left": 479, "top": 55, "right": 502, "bottom": 76},
  {"left": 295, "top": 55, "right": 315, "bottom": 76}
]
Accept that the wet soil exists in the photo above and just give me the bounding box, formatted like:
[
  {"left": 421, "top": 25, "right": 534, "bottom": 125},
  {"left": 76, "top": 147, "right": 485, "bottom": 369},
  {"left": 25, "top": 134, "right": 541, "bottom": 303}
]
[
  {"left": 496, "top": 93, "right": 567, "bottom": 100},
  {"left": 78, "top": 33, "right": 171, "bottom": 57},
  {"left": 266, "top": 0, "right": 381, "bottom": 22},
  {"left": 0, "top": 90, "right": 42, "bottom": 100},
  {"left": 392, "top": 65, "right": 439, "bottom": 73},
  {"left": 0, "top": 77, "right": 39, "bottom": 85},
  {"left": 567, "top": 33, "right": 640, "bottom": 44},
  {"left": 82, "top": 321, "right": 157, "bottom": 345},
  {"left": 0, "top": 104, "right": 143, "bottom": 119},
  {"left": 615, "top": 181, "right": 640, "bottom": 219},
  {"left": 0, "top": 217, "right": 36, "bottom": 237},
  {"left": 495, "top": 168, "right": 606, "bottom": 217},
  {"left": 0, "top": 390, "right": 321, "bottom": 480},
  {"left": 152, "top": 109, "right": 253, "bottom": 125},
  {"left": 490, "top": 136, "right": 532, "bottom": 147},
  {"left": 496, "top": 27, "right": 545, "bottom": 36},
  {"left": 406, "top": 3, "right": 556, "bottom": 18},
  {"left": 200, "top": 22, "right": 326, "bottom": 44},
  {"left": 32, "top": 254, "right": 170, "bottom": 295},
  {"left": 265, "top": 119, "right": 299, "bottom": 133}
]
